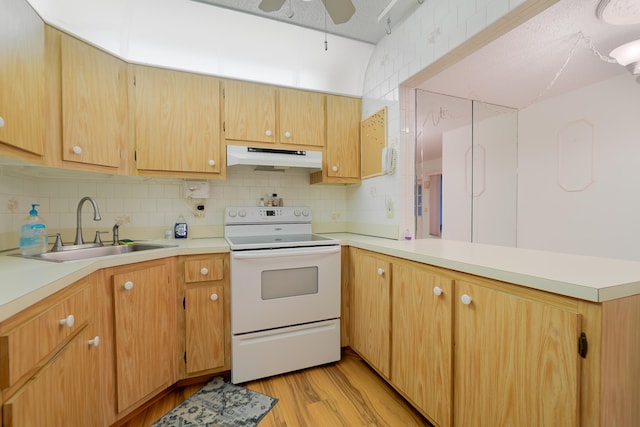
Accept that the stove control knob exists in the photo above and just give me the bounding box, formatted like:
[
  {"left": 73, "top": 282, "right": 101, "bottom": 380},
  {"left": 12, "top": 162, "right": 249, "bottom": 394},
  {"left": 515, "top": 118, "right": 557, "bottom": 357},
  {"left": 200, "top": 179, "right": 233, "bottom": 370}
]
[
  {"left": 302, "top": 209, "right": 310, "bottom": 217},
  {"left": 228, "top": 210, "right": 237, "bottom": 217},
  {"left": 238, "top": 210, "right": 247, "bottom": 217},
  {"left": 294, "top": 209, "right": 301, "bottom": 216}
]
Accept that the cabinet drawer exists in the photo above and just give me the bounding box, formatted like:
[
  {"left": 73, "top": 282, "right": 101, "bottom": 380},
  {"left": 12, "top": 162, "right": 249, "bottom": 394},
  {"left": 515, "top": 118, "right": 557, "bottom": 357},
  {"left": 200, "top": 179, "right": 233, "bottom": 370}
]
[
  {"left": 0, "top": 284, "right": 92, "bottom": 389},
  {"left": 184, "top": 256, "right": 224, "bottom": 283}
]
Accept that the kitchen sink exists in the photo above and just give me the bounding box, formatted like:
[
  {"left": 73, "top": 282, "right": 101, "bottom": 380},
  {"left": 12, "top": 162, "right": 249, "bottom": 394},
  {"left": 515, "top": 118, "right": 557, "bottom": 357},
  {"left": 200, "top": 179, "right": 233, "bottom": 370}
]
[{"left": 19, "top": 243, "right": 177, "bottom": 262}]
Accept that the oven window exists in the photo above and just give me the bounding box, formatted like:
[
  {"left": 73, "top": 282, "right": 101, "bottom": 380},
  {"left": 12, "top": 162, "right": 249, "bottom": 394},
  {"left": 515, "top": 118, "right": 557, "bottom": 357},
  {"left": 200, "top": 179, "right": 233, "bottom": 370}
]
[{"left": 261, "top": 267, "right": 318, "bottom": 300}]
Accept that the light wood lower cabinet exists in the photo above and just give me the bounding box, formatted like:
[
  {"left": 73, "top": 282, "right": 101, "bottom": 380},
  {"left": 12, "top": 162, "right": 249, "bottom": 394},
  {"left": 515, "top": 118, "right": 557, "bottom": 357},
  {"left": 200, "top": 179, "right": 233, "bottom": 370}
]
[
  {"left": 392, "top": 260, "right": 453, "bottom": 427},
  {"left": 350, "top": 249, "right": 391, "bottom": 379},
  {"left": 179, "top": 254, "right": 230, "bottom": 377},
  {"left": 109, "top": 259, "right": 178, "bottom": 413}
]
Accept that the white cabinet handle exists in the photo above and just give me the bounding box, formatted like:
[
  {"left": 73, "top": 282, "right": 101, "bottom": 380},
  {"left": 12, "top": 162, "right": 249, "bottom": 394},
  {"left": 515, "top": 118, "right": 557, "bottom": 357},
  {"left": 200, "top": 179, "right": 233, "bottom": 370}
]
[
  {"left": 332, "top": 165, "right": 338, "bottom": 172},
  {"left": 124, "top": 280, "right": 134, "bottom": 291},
  {"left": 88, "top": 336, "right": 100, "bottom": 347},
  {"left": 433, "top": 286, "right": 443, "bottom": 296},
  {"left": 284, "top": 131, "right": 291, "bottom": 138},
  {"left": 72, "top": 145, "right": 82, "bottom": 154},
  {"left": 210, "top": 293, "right": 219, "bottom": 301},
  {"left": 200, "top": 267, "right": 209, "bottom": 276},
  {"left": 265, "top": 129, "right": 272, "bottom": 137},
  {"left": 208, "top": 159, "right": 216, "bottom": 166},
  {"left": 461, "top": 294, "right": 472, "bottom": 305},
  {"left": 377, "top": 267, "right": 385, "bottom": 276},
  {"left": 59, "top": 314, "right": 75, "bottom": 328}
]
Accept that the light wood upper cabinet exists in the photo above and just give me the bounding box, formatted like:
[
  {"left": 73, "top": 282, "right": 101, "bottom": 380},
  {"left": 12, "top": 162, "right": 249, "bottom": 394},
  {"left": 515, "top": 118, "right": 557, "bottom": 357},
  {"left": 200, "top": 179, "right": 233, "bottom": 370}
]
[
  {"left": 392, "top": 260, "right": 453, "bottom": 427},
  {"left": 0, "top": 0, "right": 46, "bottom": 158},
  {"left": 311, "top": 95, "right": 361, "bottom": 184},
  {"left": 351, "top": 249, "right": 391, "bottom": 378},
  {"left": 224, "top": 80, "right": 325, "bottom": 148},
  {"left": 60, "top": 33, "right": 128, "bottom": 171},
  {"left": 110, "top": 260, "right": 177, "bottom": 413},
  {"left": 454, "top": 279, "right": 581, "bottom": 426},
  {"left": 278, "top": 87, "right": 325, "bottom": 147},
  {"left": 224, "top": 79, "right": 277, "bottom": 144},
  {"left": 133, "top": 65, "right": 222, "bottom": 176}
]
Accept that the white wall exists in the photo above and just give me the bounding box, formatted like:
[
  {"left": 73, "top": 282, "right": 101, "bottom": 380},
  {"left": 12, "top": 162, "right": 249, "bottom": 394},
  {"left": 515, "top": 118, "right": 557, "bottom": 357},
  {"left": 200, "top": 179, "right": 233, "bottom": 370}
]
[
  {"left": 353, "top": 0, "right": 527, "bottom": 239},
  {"left": 26, "top": 0, "right": 373, "bottom": 97},
  {"left": 518, "top": 74, "right": 640, "bottom": 261}
]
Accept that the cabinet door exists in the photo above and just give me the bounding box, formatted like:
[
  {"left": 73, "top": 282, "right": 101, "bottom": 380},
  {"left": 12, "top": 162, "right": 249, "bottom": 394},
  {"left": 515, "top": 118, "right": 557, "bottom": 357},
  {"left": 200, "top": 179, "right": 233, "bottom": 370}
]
[
  {"left": 326, "top": 95, "right": 360, "bottom": 179},
  {"left": 112, "top": 262, "right": 177, "bottom": 412},
  {"left": 279, "top": 88, "right": 325, "bottom": 147},
  {"left": 134, "top": 65, "right": 221, "bottom": 174},
  {"left": 454, "top": 280, "right": 581, "bottom": 426},
  {"left": 224, "top": 79, "right": 276, "bottom": 144},
  {"left": 61, "top": 33, "right": 127, "bottom": 169},
  {"left": 351, "top": 250, "right": 391, "bottom": 378},
  {"left": 0, "top": 0, "right": 46, "bottom": 156},
  {"left": 185, "top": 285, "right": 225, "bottom": 374},
  {"left": 3, "top": 327, "right": 101, "bottom": 427},
  {"left": 392, "top": 261, "right": 453, "bottom": 427}
]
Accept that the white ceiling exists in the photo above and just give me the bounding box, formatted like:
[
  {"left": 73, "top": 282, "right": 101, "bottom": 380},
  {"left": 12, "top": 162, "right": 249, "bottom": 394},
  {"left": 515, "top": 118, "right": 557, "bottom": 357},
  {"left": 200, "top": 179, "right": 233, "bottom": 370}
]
[
  {"left": 191, "top": 0, "right": 421, "bottom": 44},
  {"left": 416, "top": 0, "right": 640, "bottom": 109}
]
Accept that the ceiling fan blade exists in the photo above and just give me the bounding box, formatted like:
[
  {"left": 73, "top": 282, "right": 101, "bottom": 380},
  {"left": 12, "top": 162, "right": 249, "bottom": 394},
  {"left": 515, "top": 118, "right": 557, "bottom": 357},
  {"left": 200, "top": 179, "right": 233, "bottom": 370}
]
[
  {"left": 320, "top": 0, "right": 356, "bottom": 24},
  {"left": 258, "top": 0, "right": 286, "bottom": 13}
]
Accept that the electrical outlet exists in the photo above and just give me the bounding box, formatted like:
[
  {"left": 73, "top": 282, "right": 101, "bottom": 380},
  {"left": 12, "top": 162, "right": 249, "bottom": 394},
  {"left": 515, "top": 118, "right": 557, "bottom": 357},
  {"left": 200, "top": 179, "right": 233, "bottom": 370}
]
[
  {"left": 385, "top": 197, "right": 394, "bottom": 219},
  {"left": 7, "top": 197, "right": 18, "bottom": 213},
  {"left": 331, "top": 212, "right": 340, "bottom": 221},
  {"left": 115, "top": 214, "right": 132, "bottom": 225}
]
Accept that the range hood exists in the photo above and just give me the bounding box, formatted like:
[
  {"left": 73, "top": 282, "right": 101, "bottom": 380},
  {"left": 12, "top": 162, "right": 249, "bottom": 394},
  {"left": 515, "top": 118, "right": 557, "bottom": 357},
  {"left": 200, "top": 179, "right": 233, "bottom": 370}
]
[{"left": 227, "top": 145, "right": 322, "bottom": 171}]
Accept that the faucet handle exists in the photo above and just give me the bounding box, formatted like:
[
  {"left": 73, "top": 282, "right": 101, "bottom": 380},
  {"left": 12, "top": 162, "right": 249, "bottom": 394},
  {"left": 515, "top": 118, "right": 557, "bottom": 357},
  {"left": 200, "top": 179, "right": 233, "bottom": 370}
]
[
  {"left": 48, "top": 233, "right": 63, "bottom": 252},
  {"left": 94, "top": 231, "right": 109, "bottom": 246}
]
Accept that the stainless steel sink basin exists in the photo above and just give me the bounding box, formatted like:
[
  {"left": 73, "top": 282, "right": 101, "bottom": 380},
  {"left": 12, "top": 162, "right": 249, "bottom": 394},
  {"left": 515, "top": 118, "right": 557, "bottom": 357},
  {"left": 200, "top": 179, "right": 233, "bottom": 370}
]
[{"left": 19, "top": 243, "right": 177, "bottom": 262}]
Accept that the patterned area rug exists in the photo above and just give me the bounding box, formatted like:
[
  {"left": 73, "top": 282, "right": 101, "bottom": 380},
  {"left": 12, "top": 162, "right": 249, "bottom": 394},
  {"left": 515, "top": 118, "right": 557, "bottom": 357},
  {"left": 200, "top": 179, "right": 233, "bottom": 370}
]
[{"left": 150, "top": 377, "right": 278, "bottom": 427}]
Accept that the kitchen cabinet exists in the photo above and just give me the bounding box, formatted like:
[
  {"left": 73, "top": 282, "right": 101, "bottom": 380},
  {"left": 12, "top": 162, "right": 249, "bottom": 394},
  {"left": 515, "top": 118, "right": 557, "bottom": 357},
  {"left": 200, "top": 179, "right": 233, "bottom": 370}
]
[
  {"left": 0, "top": 0, "right": 46, "bottom": 159},
  {"left": 224, "top": 79, "right": 325, "bottom": 148},
  {"left": 454, "top": 278, "right": 581, "bottom": 426},
  {"left": 350, "top": 249, "right": 391, "bottom": 378},
  {"left": 392, "top": 260, "right": 453, "bottom": 427},
  {"left": 179, "top": 254, "right": 230, "bottom": 377},
  {"left": 311, "top": 95, "right": 361, "bottom": 184},
  {"left": 109, "top": 259, "right": 178, "bottom": 413},
  {"left": 60, "top": 32, "right": 128, "bottom": 172},
  {"left": 1, "top": 274, "right": 107, "bottom": 427},
  {"left": 133, "top": 65, "right": 222, "bottom": 177}
]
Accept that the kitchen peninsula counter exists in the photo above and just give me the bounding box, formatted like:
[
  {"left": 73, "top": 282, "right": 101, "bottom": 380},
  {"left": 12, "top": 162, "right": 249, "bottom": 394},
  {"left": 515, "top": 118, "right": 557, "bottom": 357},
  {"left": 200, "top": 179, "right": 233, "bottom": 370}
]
[{"left": 3, "top": 234, "right": 640, "bottom": 320}]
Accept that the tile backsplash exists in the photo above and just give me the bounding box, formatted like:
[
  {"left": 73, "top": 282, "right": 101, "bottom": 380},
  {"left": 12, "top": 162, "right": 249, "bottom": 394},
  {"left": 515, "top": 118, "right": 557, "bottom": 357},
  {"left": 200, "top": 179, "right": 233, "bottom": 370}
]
[{"left": 0, "top": 165, "right": 348, "bottom": 251}]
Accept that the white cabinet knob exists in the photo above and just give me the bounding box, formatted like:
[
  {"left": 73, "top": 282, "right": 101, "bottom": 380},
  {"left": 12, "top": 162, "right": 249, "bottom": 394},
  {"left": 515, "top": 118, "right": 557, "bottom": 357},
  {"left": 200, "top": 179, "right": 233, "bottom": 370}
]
[
  {"left": 0, "top": 116, "right": 4, "bottom": 127},
  {"left": 332, "top": 165, "right": 338, "bottom": 172},
  {"left": 72, "top": 145, "right": 82, "bottom": 154},
  {"left": 377, "top": 267, "right": 385, "bottom": 276},
  {"left": 208, "top": 159, "right": 216, "bottom": 166},
  {"left": 265, "top": 129, "right": 272, "bottom": 137},
  {"left": 461, "top": 294, "right": 472, "bottom": 305},
  {"left": 124, "top": 280, "right": 134, "bottom": 291},
  {"left": 210, "top": 293, "right": 219, "bottom": 301},
  {"left": 88, "top": 336, "right": 100, "bottom": 347},
  {"left": 59, "top": 314, "right": 75, "bottom": 328},
  {"left": 284, "top": 131, "right": 291, "bottom": 138},
  {"left": 433, "top": 286, "right": 443, "bottom": 296},
  {"left": 200, "top": 267, "right": 209, "bottom": 276}
]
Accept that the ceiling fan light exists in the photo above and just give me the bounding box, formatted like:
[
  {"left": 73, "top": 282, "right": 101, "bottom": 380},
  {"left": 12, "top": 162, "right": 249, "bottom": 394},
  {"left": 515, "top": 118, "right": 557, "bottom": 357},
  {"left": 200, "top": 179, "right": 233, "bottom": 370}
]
[
  {"left": 610, "top": 39, "right": 640, "bottom": 68},
  {"left": 596, "top": 0, "right": 640, "bottom": 25}
]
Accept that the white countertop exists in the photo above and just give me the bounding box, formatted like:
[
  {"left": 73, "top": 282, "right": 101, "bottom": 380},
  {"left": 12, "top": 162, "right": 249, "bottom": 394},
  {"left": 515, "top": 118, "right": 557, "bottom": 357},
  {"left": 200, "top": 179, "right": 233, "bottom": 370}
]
[{"left": 2, "top": 234, "right": 640, "bottom": 322}]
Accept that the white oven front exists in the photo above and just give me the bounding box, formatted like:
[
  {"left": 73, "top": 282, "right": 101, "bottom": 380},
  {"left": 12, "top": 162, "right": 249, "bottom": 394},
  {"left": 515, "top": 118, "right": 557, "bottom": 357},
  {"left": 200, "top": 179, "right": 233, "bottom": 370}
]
[
  {"left": 230, "top": 245, "right": 341, "bottom": 334},
  {"left": 229, "top": 244, "right": 341, "bottom": 383}
]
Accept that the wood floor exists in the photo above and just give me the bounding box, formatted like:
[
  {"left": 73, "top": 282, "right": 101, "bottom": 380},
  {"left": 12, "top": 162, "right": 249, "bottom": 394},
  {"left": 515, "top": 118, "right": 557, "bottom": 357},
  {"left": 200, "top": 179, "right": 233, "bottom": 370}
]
[{"left": 121, "top": 348, "right": 432, "bottom": 426}]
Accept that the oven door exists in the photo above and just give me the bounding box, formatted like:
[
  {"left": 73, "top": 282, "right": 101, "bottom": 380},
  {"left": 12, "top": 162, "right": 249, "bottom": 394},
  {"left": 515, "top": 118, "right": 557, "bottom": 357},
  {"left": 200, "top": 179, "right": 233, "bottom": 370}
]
[{"left": 230, "top": 245, "right": 341, "bottom": 334}]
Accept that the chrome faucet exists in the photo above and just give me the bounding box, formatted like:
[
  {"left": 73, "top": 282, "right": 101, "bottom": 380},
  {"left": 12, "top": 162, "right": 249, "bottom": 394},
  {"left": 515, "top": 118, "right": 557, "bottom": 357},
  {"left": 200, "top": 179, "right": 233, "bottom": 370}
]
[{"left": 74, "top": 196, "right": 102, "bottom": 245}]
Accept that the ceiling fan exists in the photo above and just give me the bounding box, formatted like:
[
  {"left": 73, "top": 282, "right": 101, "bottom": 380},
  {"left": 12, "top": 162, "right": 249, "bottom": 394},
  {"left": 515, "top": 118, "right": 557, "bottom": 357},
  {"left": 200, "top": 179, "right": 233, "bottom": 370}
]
[{"left": 258, "top": 0, "right": 356, "bottom": 24}]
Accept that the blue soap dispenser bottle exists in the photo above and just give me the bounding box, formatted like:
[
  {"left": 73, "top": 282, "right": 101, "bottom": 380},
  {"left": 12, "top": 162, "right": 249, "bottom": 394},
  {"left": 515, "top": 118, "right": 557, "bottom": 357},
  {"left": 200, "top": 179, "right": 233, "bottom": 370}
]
[{"left": 20, "top": 204, "right": 47, "bottom": 256}]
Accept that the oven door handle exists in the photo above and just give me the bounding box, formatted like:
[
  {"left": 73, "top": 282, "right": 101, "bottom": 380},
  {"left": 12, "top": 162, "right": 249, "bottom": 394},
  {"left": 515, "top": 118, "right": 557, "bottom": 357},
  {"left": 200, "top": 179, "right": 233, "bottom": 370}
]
[{"left": 231, "top": 246, "right": 340, "bottom": 259}]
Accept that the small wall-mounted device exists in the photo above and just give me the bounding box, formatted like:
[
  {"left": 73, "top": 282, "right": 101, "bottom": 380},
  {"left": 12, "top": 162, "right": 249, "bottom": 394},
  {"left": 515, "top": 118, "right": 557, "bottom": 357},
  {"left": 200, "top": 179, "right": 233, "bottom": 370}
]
[
  {"left": 381, "top": 146, "right": 397, "bottom": 175},
  {"left": 184, "top": 180, "right": 210, "bottom": 199}
]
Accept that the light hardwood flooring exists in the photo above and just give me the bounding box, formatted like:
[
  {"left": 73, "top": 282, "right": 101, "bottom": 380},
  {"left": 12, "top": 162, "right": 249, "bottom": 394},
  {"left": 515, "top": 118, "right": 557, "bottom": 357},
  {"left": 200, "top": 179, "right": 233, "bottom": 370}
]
[{"left": 121, "top": 348, "right": 432, "bottom": 426}]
